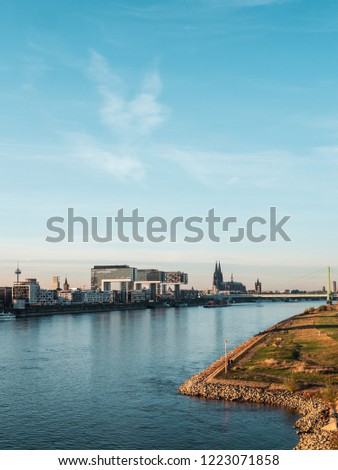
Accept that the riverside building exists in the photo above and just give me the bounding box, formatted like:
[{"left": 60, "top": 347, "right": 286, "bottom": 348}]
[
  {"left": 0, "top": 286, "right": 12, "bottom": 308},
  {"left": 91, "top": 265, "right": 188, "bottom": 303},
  {"left": 12, "top": 278, "right": 57, "bottom": 306},
  {"left": 12, "top": 278, "right": 40, "bottom": 306}
]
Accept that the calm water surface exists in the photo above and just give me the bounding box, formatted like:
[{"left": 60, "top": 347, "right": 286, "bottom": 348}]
[{"left": 0, "top": 301, "right": 322, "bottom": 449}]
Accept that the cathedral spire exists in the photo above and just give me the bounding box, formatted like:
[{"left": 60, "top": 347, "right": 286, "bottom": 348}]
[
  {"left": 213, "top": 261, "right": 224, "bottom": 291},
  {"left": 219, "top": 261, "right": 223, "bottom": 284},
  {"left": 63, "top": 277, "right": 70, "bottom": 291}
]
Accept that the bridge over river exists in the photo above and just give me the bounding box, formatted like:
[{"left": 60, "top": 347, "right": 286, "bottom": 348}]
[{"left": 228, "top": 293, "right": 338, "bottom": 302}]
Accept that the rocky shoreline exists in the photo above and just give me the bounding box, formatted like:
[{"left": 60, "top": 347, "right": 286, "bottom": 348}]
[{"left": 179, "top": 356, "right": 336, "bottom": 450}]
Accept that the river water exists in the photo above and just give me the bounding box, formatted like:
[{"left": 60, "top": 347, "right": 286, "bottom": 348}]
[{"left": 0, "top": 301, "right": 322, "bottom": 450}]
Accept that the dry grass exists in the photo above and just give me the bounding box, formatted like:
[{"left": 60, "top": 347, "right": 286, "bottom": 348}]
[{"left": 214, "top": 305, "right": 338, "bottom": 388}]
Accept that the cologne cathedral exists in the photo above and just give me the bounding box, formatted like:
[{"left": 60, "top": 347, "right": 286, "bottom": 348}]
[{"left": 212, "top": 261, "right": 247, "bottom": 293}]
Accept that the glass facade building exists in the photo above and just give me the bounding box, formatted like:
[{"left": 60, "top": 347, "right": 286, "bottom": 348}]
[
  {"left": 91, "top": 265, "right": 188, "bottom": 292},
  {"left": 91, "top": 265, "right": 137, "bottom": 290}
]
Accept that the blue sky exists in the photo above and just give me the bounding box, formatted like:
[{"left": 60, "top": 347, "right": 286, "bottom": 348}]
[{"left": 1, "top": 0, "right": 338, "bottom": 290}]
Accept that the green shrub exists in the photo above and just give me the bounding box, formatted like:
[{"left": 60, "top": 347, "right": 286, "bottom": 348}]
[
  {"left": 291, "top": 347, "right": 301, "bottom": 360},
  {"left": 321, "top": 384, "right": 337, "bottom": 407},
  {"left": 284, "top": 376, "right": 302, "bottom": 392}
]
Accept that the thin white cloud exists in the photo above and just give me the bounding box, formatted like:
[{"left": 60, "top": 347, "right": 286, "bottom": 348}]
[
  {"left": 68, "top": 133, "right": 146, "bottom": 182},
  {"left": 64, "top": 51, "right": 169, "bottom": 182},
  {"left": 88, "top": 50, "right": 167, "bottom": 137},
  {"left": 88, "top": 50, "right": 124, "bottom": 91},
  {"left": 99, "top": 84, "right": 165, "bottom": 136},
  {"left": 161, "top": 146, "right": 299, "bottom": 189}
]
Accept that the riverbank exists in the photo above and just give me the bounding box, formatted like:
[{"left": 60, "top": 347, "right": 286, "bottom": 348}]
[
  {"left": 12, "top": 301, "right": 202, "bottom": 318},
  {"left": 13, "top": 302, "right": 147, "bottom": 317},
  {"left": 179, "top": 305, "right": 338, "bottom": 450}
]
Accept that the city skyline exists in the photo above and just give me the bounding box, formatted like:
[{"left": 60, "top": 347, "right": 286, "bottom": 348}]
[
  {"left": 1, "top": 1, "right": 338, "bottom": 290},
  {"left": 0, "top": 260, "right": 335, "bottom": 293}
]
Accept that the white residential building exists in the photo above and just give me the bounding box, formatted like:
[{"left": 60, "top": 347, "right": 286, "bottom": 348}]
[{"left": 12, "top": 278, "right": 40, "bottom": 305}]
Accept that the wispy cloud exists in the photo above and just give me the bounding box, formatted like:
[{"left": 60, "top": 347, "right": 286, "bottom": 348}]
[
  {"left": 161, "top": 146, "right": 302, "bottom": 189},
  {"left": 88, "top": 50, "right": 123, "bottom": 91},
  {"left": 65, "top": 51, "right": 168, "bottom": 182},
  {"left": 68, "top": 133, "right": 146, "bottom": 182},
  {"left": 88, "top": 50, "right": 167, "bottom": 137}
]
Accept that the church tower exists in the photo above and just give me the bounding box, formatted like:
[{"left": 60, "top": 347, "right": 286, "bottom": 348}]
[
  {"left": 213, "top": 261, "right": 219, "bottom": 290},
  {"left": 218, "top": 261, "right": 223, "bottom": 284},
  {"left": 255, "top": 278, "right": 262, "bottom": 293},
  {"left": 213, "top": 261, "right": 224, "bottom": 292},
  {"left": 63, "top": 277, "right": 70, "bottom": 291}
]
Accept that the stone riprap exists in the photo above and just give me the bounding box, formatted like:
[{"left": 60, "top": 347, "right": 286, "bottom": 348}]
[{"left": 179, "top": 358, "right": 336, "bottom": 449}]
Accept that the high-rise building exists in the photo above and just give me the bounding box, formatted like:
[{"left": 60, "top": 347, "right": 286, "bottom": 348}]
[
  {"left": 91, "top": 265, "right": 136, "bottom": 290},
  {"left": 136, "top": 269, "right": 163, "bottom": 283},
  {"left": 52, "top": 276, "right": 60, "bottom": 290},
  {"left": 332, "top": 280, "right": 337, "bottom": 293},
  {"left": 91, "top": 264, "right": 188, "bottom": 303},
  {"left": 163, "top": 272, "right": 188, "bottom": 284}
]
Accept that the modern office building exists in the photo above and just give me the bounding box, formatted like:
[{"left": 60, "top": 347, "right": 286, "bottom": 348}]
[
  {"left": 91, "top": 264, "right": 188, "bottom": 302},
  {"left": 164, "top": 271, "right": 188, "bottom": 284},
  {"left": 82, "top": 290, "right": 111, "bottom": 303},
  {"left": 91, "top": 265, "right": 137, "bottom": 303},
  {"left": 38, "top": 289, "right": 56, "bottom": 305},
  {"left": 135, "top": 269, "right": 163, "bottom": 301},
  {"left": 12, "top": 278, "right": 40, "bottom": 305},
  {"left": 130, "top": 289, "right": 150, "bottom": 303},
  {"left": 52, "top": 276, "right": 60, "bottom": 290},
  {"left": 91, "top": 265, "right": 136, "bottom": 290},
  {"left": 136, "top": 269, "right": 163, "bottom": 284},
  {"left": 0, "top": 286, "right": 12, "bottom": 308}
]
